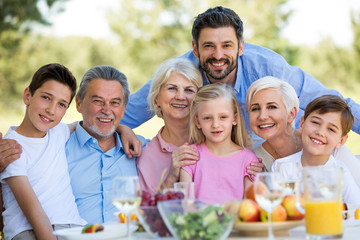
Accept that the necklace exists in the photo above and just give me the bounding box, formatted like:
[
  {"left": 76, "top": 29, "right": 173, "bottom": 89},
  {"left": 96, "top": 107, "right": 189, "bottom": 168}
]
[{"left": 265, "top": 130, "right": 300, "bottom": 159}]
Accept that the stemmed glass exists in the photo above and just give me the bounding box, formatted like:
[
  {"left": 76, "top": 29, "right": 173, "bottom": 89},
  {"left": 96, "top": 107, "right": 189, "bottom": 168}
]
[
  {"left": 275, "top": 162, "right": 305, "bottom": 214},
  {"left": 254, "top": 172, "right": 284, "bottom": 240},
  {"left": 112, "top": 176, "right": 141, "bottom": 239},
  {"left": 275, "top": 161, "right": 301, "bottom": 196}
]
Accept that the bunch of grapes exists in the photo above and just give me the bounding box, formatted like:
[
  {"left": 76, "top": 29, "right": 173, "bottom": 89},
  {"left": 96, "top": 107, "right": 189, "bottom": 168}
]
[
  {"left": 140, "top": 190, "right": 185, "bottom": 206},
  {"left": 139, "top": 190, "right": 184, "bottom": 237}
]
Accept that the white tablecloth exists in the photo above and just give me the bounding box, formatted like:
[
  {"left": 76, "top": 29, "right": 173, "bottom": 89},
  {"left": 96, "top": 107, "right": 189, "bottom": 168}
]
[{"left": 131, "top": 224, "right": 360, "bottom": 240}]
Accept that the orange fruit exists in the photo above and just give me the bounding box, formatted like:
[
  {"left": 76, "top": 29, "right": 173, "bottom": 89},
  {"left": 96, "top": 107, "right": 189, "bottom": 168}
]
[
  {"left": 342, "top": 203, "right": 348, "bottom": 211},
  {"left": 118, "top": 213, "right": 126, "bottom": 223},
  {"left": 118, "top": 213, "right": 137, "bottom": 223}
]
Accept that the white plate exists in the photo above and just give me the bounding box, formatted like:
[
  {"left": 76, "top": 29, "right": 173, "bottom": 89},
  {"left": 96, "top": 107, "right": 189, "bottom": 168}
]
[{"left": 53, "top": 223, "right": 138, "bottom": 240}]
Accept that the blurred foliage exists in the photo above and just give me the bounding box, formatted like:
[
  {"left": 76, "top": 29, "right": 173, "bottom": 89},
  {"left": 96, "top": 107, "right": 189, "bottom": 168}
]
[
  {"left": 0, "top": 0, "right": 67, "bottom": 109},
  {"left": 106, "top": 0, "right": 292, "bottom": 89},
  {"left": 1, "top": 0, "right": 360, "bottom": 114},
  {"left": 0, "top": 0, "right": 66, "bottom": 32},
  {"left": 1, "top": 0, "right": 360, "bottom": 152}
]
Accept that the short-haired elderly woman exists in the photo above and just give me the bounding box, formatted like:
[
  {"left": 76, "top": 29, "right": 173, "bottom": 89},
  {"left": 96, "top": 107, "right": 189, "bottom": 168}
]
[{"left": 246, "top": 76, "right": 360, "bottom": 186}]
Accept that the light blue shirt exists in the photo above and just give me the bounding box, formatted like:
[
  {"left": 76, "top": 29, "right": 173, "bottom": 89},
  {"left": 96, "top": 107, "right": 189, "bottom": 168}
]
[
  {"left": 121, "top": 43, "right": 360, "bottom": 140},
  {"left": 66, "top": 121, "right": 148, "bottom": 224}
]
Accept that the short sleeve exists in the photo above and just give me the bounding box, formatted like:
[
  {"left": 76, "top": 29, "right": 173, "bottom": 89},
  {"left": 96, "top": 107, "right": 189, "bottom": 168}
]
[
  {"left": 341, "top": 164, "right": 360, "bottom": 204},
  {"left": 181, "top": 164, "right": 195, "bottom": 180},
  {"left": 0, "top": 155, "right": 27, "bottom": 181},
  {"left": 243, "top": 149, "right": 259, "bottom": 181},
  {"left": 181, "top": 144, "right": 198, "bottom": 180}
]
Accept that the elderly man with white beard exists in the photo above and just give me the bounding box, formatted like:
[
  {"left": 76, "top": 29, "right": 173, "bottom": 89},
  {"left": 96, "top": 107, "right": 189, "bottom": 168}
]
[{"left": 65, "top": 66, "right": 147, "bottom": 224}]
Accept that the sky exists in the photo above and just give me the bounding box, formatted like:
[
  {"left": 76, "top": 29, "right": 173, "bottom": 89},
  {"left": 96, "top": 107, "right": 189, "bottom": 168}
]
[{"left": 45, "top": 0, "right": 360, "bottom": 47}]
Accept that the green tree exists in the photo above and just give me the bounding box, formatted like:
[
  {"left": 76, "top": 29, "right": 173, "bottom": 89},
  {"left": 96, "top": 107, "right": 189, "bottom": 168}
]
[
  {"left": 108, "top": 0, "right": 196, "bottom": 90},
  {"left": 0, "top": 0, "right": 66, "bottom": 32},
  {"left": 0, "top": 0, "right": 67, "bottom": 108},
  {"left": 107, "top": 0, "right": 294, "bottom": 91},
  {"left": 351, "top": 11, "right": 360, "bottom": 82}
]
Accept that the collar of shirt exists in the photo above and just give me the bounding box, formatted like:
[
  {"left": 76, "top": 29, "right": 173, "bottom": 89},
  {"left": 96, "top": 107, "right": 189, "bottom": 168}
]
[
  {"left": 156, "top": 127, "right": 180, "bottom": 153},
  {"left": 75, "top": 121, "right": 123, "bottom": 154}
]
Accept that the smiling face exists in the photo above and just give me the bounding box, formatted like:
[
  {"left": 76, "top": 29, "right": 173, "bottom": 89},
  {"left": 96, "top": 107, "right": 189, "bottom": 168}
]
[
  {"left": 299, "top": 111, "right": 348, "bottom": 159},
  {"left": 192, "top": 27, "right": 244, "bottom": 85},
  {"left": 76, "top": 78, "right": 125, "bottom": 139},
  {"left": 195, "top": 96, "right": 237, "bottom": 145},
  {"left": 155, "top": 72, "right": 198, "bottom": 122},
  {"left": 248, "top": 89, "right": 295, "bottom": 140},
  {"left": 20, "top": 80, "right": 71, "bottom": 137}
]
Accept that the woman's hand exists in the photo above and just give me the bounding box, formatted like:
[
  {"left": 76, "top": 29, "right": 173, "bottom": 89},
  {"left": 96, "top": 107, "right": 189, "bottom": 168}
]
[
  {"left": 116, "top": 125, "right": 143, "bottom": 158},
  {"left": 0, "top": 133, "right": 22, "bottom": 172},
  {"left": 246, "top": 158, "right": 265, "bottom": 179},
  {"left": 163, "top": 143, "right": 198, "bottom": 188}
]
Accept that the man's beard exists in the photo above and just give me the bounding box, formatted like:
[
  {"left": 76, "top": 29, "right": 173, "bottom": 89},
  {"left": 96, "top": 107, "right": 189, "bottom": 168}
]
[
  {"left": 199, "top": 53, "right": 238, "bottom": 81},
  {"left": 85, "top": 113, "right": 116, "bottom": 139},
  {"left": 88, "top": 124, "right": 116, "bottom": 139}
]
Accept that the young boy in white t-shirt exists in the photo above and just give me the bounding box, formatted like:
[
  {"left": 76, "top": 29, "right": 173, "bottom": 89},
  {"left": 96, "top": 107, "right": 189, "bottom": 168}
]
[
  {"left": 272, "top": 95, "right": 360, "bottom": 204},
  {"left": 1, "top": 64, "right": 86, "bottom": 240}
]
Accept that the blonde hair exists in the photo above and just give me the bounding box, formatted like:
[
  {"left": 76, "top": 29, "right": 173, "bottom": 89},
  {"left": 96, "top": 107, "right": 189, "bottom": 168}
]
[
  {"left": 189, "top": 83, "right": 250, "bottom": 148},
  {"left": 147, "top": 58, "right": 203, "bottom": 118},
  {"left": 246, "top": 76, "right": 299, "bottom": 128}
]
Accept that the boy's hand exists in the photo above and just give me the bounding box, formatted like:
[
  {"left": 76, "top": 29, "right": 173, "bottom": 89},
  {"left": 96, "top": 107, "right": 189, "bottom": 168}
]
[
  {"left": 246, "top": 158, "right": 265, "bottom": 179},
  {"left": 0, "top": 133, "right": 22, "bottom": 172},
  {"left": 117, "top": 125, "right": 142, "bottom": 158}
]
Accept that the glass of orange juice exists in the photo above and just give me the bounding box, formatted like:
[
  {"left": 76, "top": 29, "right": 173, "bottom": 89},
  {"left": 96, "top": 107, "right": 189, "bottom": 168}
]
[{"left": 302, "top": 166, "right": 343, "bottom": 239}]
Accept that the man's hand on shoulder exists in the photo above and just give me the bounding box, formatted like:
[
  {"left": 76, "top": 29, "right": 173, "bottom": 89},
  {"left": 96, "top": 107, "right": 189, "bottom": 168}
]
[
  {"left": 117, "top": 125, "right": 143, "bottom": 158},
  {"left": 0, "top": 132, "right": 22, "bottom": 172}
]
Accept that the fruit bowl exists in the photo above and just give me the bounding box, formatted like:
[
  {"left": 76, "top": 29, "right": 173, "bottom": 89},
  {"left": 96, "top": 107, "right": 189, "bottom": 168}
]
[
  {"left": 233, "top": 220, "right": 304, "bottom": 236},
  {"left": 136, "top": 190, "right": 184, "bottom": 238},
  {"left": 157, "top": 199, "right": 239, "bottom": 240},
  {"left": 136, "top": 206, "right": 171, "bottom": 238}
]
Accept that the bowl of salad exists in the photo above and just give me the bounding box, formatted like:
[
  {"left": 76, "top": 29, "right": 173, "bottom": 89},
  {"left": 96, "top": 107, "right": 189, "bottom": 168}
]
[{"left": 157, "top": 199, "right": 240, "bottom": 240}]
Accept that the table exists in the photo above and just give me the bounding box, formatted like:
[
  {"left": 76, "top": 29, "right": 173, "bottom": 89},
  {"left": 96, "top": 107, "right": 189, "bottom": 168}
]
[{"left": 131, "top": 224, "right": 360, "bottom": 239}]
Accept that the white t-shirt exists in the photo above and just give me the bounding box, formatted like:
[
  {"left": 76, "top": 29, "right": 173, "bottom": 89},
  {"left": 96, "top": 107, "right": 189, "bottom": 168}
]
[
  {"left": 272, "top": 151, "right": 360, "bottom": 204},
  {"left": 1, "top": 123, "right": 86, "bottom": 239}
]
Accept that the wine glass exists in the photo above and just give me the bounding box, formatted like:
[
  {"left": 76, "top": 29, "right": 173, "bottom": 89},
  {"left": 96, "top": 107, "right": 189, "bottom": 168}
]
[
  {"left": 112, "top": 176, "right": 141, "bottom": 239},
  {"left": 275, "top": 161, "right": 305, "bottom": 214},
  {"left": 275, "top": 161, "right": 301, "bottom": 196},
  {"left": 254, "top": 172, "right": 284, "bottom": 240}
]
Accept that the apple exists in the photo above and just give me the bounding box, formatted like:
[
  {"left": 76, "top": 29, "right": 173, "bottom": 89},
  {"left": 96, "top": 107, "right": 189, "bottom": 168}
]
[
  {"left": 245, "top": 183, "right": 255, "bottom": 201},
  {"left": 281, "top": 195, "right": 305, "bottom": 220},
  {"left": 238, "top": 199, "right": 260, "bottom": 222},
  {"left": 254, "top": 181, "right": 269, "bottom": 195},
  {"left": 260, "top": 205, "right": 287, "bottom": 222}
]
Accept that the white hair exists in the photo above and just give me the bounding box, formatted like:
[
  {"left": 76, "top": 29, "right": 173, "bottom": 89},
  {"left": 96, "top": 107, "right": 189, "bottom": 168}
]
[{"left": 246, "top": 76, "right": 299, "bottom": 128}]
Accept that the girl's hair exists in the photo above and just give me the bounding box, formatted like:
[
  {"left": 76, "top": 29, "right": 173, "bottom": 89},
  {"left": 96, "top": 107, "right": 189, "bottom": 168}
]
[
  {"left": 246, "top": 76, "right": 299, "bottom": 128},
  {"left": 147, "top": 58, "right": 203, "bottom": 118},
  {"left": 189, "top": 83, "right": 250, "bottom": 148}
]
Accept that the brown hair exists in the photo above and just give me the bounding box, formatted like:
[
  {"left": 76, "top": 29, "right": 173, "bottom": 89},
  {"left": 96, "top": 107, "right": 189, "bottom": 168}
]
[
  {"left": 304, "top": 95, "right": 353, "bottom": 136},
  {"left": 29, "top": 63, "right": 77, "bottom": 105},
  {"left": 192, "top": 6, "right": 243, "bottom": 49}
]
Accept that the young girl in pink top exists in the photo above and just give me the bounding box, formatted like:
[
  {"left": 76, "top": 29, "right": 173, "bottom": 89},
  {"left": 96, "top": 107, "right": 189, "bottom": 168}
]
[{"left": 180, "top": 83, "right": 259, "bottom": 201}]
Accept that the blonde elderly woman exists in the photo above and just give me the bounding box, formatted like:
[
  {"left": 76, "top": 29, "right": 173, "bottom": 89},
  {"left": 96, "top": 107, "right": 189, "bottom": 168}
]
[
  {"left": 136, "top": 58, "right": 203, "bottom": 195},
  {"left": 246, "top": 76, "right": 360, "bottom": 187}
]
